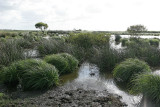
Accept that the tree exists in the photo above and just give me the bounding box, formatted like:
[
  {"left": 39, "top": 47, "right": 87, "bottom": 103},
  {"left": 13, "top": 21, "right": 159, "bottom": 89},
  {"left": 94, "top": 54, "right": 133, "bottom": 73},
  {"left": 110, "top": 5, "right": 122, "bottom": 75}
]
[
  {"left": 127, "top": 24, "right": 147, "bottom": 35},
  {"left": 35, "top": 22, "right": 48, "bottom": 34}
]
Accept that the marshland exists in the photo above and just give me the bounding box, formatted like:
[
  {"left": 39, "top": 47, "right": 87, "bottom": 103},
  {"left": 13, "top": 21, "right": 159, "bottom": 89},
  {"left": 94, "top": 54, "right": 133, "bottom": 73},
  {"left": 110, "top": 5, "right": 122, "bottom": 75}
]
[
  {"left": 1, "top": 0, "right": 160, "bottom": 106},
  {"left": 1, "top": 25, "right": 160, "bottom": 107}
]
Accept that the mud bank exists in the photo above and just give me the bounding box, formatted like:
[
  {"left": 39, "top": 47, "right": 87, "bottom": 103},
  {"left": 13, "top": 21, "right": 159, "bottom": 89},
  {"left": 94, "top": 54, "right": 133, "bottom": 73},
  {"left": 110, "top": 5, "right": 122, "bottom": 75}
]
[{"left": 4, "top": 87, "right": 127, "bottom": 107}]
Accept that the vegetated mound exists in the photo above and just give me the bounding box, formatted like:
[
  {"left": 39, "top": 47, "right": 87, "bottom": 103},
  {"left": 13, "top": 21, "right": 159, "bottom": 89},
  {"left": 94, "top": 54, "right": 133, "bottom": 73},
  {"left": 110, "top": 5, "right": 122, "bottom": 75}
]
[
  {"left": 113, "top": 58, "right": 151, "bottom": 83},
  {"left": 131, "top": 73, "right": 160, "bottom": 103},
  {"left": 44, "top": 53, "right": 79, "bottom": 75},
  {"left": 0, "top": 59, "right": 59, "bottom": 90}
]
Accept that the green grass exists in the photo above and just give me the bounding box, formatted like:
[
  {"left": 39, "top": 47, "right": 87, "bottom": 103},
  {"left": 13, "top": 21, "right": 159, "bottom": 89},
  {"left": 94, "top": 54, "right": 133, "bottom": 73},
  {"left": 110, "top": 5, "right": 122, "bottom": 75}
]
[
  {"left": 37, "top": 38, "right": 67, "bottom": 56},
  {"left": 44, "top": 54, "right": 68, "bottom": 75},
  {"left": 115, "top": 34, "right": 121, "bottom": 42},
  {"left": 113, "top": 58, "right": 151, "bottom": 83},
  {"left": 66, "top": 32, "right": 110, "bottom": 49},
  {"left": 21, "top": 63, "right": 59, "bottom": 90},
  {"left": 0, "top": 59, "right": 59, "bottom": 90},
  {"left": 89, "top": 44, "right": 126, "bottom": 72},
  {"left": 131, "top": 73, "right": 160, "bottom": 103},
  {"left": 149, "top": 39, "right": 159, "bottom": 47},
  {"left": 44, "top": 53, "right": 79, "bottom": 74},
  {"left": 0, "top": 39, "right": 25, "bottom": 66},
  {"left": 121, "top": 38, "right": 128, "bottom": 46},
  {"left": 125, "top": 39, "right": 160, "bottom": 66},
  {"left": 59, "top": 53, "right": 79, "bottom": 73}
]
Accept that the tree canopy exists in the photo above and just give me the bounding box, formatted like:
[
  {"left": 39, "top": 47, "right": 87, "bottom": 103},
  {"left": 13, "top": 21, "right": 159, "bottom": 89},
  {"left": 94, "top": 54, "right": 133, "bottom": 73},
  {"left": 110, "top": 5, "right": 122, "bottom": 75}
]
[
  {"left": 35, "top": 22, "right": 48, "bottom": 34},
  {"left": 127, "top": 24, "right": 147, "bottom": 35}
]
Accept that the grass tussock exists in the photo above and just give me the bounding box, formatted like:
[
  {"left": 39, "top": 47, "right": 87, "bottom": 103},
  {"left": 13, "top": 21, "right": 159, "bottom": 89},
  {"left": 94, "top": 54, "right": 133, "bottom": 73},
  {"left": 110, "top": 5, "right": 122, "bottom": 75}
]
[
  {"left": 89, "top": 45, "right": 126, "bottom": 72},
  {"left": 131, "top": 73, "right": 160, "bottom": 103},
  {"left": 125, "top": 39, "right": 160, "bottom": 66},
  {"left": 113, "top": 58, "right": 151, "bottom": 83},
  {"left": 0, "top": 59, "right": 59, "bottom": 90},
  {"left": 0, "top": 39, "right": 25, "bottom": 66},
  {"left": 44, "top": 53, "right": 79, "bottom": 75}
]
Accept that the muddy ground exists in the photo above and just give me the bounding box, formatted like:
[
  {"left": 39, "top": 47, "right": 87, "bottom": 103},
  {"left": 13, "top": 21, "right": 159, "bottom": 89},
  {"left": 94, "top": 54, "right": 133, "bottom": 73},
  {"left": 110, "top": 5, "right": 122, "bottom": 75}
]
[{"left": 1, "top": 84, "right": 127, "bottom": 107}]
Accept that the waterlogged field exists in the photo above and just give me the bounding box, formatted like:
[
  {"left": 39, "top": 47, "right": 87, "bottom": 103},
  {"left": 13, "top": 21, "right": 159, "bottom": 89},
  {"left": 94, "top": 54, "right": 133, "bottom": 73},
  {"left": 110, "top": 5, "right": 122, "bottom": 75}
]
[{"left": 0, "top": 31, "right": 160, "bottom": 106}]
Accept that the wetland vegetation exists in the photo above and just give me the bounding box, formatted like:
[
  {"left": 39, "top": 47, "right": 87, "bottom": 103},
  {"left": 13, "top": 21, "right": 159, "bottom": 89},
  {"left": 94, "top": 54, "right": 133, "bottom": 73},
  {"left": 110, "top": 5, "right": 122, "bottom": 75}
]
[{"left": 1, "top": 24, "right": 160, "bottom": 106}]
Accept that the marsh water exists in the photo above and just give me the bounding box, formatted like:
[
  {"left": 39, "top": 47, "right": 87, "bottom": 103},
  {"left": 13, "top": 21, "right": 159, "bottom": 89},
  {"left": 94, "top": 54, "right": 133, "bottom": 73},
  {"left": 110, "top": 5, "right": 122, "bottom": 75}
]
[
  {"left": 110, "top": 35, "right": 160, "bottom": 50},
  {"left": 60, "top": 35, "right": 160, "bottom": 107},
  {"left": 60, "top": 62, "right": 160, "bottom": 107},
  {"left": 27, "top": 35, "right": 160, "bottom": 107}
]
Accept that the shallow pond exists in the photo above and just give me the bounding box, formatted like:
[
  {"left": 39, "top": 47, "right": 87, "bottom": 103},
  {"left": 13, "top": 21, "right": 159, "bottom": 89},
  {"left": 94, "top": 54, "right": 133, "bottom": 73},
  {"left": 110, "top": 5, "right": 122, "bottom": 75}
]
[
  {"left": 110, "top": 35, "right": 160, "bottom": 50},
  {"left": 60, "top": 63, "right": 144, "bottom": 107}
]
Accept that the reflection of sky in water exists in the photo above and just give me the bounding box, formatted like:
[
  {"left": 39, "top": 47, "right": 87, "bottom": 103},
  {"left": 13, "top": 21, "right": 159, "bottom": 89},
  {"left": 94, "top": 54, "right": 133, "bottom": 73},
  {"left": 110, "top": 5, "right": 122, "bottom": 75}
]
[
  {"left": 63, "top": 62, "right": 160, "bottom": 107},
  {"left": 110, "top": 35, "right": 160, "bottom": 49},
  {"left": 66, "top": 63, "right": 142, "bottom": 107}
]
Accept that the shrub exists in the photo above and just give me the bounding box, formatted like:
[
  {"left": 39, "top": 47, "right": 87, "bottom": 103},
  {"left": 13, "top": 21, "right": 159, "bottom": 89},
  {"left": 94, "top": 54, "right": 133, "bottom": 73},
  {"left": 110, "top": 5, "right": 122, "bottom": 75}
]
[
  {"left": 90, "top": 44, "right": 126, "bottom": 72},
  {"left": 113, "top": 58, "right": 151, "bottom": 83},
  {"left": 44, "top": 53, "right": 79, "bottom": 74},
  {"left": 44, "top": 54, "right": 68, "bottom": 74},
  {"left": 66, "top": 32, "right": 110, "bottom": 49},
  {"left": 126, "top": 40, "right": 160, "bottom": 66},
  {"left": 21, "top": 63, "right": 59, "bottom": 90},
  {"left": 131, "top": 73, "right": 160, "bottom": 103},
  {"left": 0, "top": 39, "right": 25, "bottom": 66},
  {"left": 0, "top": 59, "right": 59, "bottom": 90},
  {"left": 121, "top": 38, "right": 128, "bottom": 46},
  {"left": 16, "top": 38, "right": 33, "bottom": 49},
  {"left": 37, "top": 38, "right": 67, "bottom": 56},
  {"left": 59, "top": 53, "right": 79, "bottom": 73},
  {"left": 115, "top": 34, "right": 121, "bottom": 42},
  {"left": 149, "top": 39, "right": 159, "bottom": 47}
]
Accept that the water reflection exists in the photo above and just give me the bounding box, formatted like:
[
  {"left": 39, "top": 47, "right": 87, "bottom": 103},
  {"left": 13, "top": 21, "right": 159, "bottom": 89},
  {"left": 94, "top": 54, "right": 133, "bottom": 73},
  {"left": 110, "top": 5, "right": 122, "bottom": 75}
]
[
  {"left": 110, "top": 35, "right": 160, "bottom": 49},
  {"left": 60, "top": 62, "right": 142, "bottom": 107}
]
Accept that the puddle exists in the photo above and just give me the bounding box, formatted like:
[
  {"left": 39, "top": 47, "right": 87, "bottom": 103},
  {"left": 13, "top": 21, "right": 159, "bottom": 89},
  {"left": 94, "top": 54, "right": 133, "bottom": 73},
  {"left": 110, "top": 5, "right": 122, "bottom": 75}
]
[{"left": 60, "top": 62, "right": 143, "bottom": 107}]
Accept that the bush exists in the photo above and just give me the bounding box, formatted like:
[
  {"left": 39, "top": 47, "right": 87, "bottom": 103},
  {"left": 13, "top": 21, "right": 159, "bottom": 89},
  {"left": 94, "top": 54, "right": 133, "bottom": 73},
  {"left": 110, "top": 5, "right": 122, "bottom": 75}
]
[
  {"left": 0, "top": 39, "right": 25, "bottom": 66},
  {"left": 126, "top": 40, "right": 160, "bottom": 66},
  {"left": 131, "top": 73, "right": 160, "bottom": 103},
  {"left": 121, "top": 38, "right": 128, "bottom": 46},
  {"left": 37, "top": 38, "right": 67, "bottom": 56},
  {"left": 89, "top": 44, "right": 126, "bottom": 72},
  {"left": 149, "top": 39, "right": 159, "bottom": 47},
  {"left": 59, "top": 53, "right": 79, "bottom": 73},
  {"left": 44, "top": 54, "right": 68, "bottom": 74},
  {"left": 66, "top": 32, "right": 110, "bottom": 49},
  {"left": 44, "top": 53, "right": 78, "bottom": 74},
  {"left": 21, "top": 63, "right": 59, "bottom": 90},
  {"left": 0, "top": 59, "right": 59, "bottom": 90},
  {"left": 115, "top": 34, "right": 121, "bottom": 42},
  {"left": 113, "top": 58, "right": 151, "bottom": 83}
]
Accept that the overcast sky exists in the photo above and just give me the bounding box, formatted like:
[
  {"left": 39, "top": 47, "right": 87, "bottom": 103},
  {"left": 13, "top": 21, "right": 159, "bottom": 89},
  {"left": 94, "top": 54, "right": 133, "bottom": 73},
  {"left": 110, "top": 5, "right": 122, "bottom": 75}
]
[{"left": 0, "top": 0, "right": 160, "bottom": 31}]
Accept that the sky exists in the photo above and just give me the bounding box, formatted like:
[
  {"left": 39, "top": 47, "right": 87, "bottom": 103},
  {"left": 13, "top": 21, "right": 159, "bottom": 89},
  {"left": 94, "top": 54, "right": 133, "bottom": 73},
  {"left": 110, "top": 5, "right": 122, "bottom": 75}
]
[{"left": 0, "top": 0, "right": 160, "bottom": 31}]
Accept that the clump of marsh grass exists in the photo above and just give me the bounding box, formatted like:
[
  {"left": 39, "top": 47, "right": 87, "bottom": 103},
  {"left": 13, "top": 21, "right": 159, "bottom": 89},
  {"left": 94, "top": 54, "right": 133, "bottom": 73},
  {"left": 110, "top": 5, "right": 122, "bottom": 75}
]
[
  {"left": 115, "top": 34, "right": 121, "bottom": 42},
  {"left": 59, "top": 53, "right": 79, "bottom": 73},
  {"left": 113, "top": 58, "right": 151, "bottom": 83},
  {"left": 131, "top": 73, "right": 160, "bottom": 103},
  {"left": 89, "top": 44, "right": 126, "bottom": 72},
  {"left": 21, "top": 63, "right": 59, "bottom": 90},
  {"left": 0, "top": 59, "right": 59, "bottom": 90},
  {"left": 0, "top": 39, "right": 25, "bottom": 66},
  {"left": 66, "top": 32, "right": 110, "bottom": 49},
  {"left": 37, "top": 38, "right": 67, "bottom": 56},
  {"left": 149, "top": 38, "right": 159, "bottom": 47},
  {"left": 121, "top": 38, "right": 128, "bottom": 46},
  {"left": 44, "top": 53, "right": 79, "bottom": 75},
  {"left": 125, "top": 39, "right": 160, "bottom": 66}
]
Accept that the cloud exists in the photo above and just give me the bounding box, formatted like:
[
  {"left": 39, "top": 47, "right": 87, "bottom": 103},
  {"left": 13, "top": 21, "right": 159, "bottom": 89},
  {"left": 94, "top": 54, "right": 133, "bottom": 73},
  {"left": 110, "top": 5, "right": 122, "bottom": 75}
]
[{"left": 0, "top": 0, "right": 160, "bottom": 30}]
